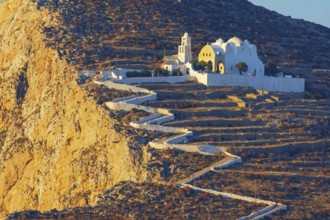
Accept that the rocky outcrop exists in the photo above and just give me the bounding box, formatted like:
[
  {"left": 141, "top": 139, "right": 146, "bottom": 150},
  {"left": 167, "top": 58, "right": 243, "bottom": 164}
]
[{"left": 0, "top": 1, "right": 149, "bottom": 218}]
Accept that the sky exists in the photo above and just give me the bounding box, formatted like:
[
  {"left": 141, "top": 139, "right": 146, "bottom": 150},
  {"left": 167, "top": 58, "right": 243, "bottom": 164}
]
[{"left": 248, "top": 0, "right": 330, "bottom": 28}]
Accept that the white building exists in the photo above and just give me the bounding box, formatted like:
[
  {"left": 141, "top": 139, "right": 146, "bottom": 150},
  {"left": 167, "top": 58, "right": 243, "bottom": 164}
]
[
  {"left": 198, "top": 37, "right": 265, "bottom": 77},
  {"left": 100, "top": 68, "right": 138, "bottom": 80},
  {"left": 160, "top": 33, "right": 304, "bottom": 93},
  {"left": 163, "top": 32, "right": 192, "bottom": 74}
]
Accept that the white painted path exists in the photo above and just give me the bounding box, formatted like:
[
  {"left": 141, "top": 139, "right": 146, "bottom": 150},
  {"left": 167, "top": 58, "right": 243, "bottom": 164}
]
[{"left": 96, "top": 79, "right": 287, "bottom": 219}]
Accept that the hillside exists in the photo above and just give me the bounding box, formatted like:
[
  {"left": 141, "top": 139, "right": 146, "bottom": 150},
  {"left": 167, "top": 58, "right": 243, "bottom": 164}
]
[
  {"left": 32, "top": 0, "right": 330, "bottom": 70},
  {"left": 0, "top": 0, "right": 329, "bottom": 219},
  {"left": 0, "top": 0, "right": 150, "bottom": 218}
]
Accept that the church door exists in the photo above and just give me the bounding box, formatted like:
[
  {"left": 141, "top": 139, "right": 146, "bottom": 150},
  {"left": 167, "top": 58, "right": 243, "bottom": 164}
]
[{"left": 207, "top": 61, "right": 213, "bottom": 73}]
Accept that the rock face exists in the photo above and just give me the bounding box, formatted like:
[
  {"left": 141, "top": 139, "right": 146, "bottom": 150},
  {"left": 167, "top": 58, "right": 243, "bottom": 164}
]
[{"left": 0, "top": 0, "right": 148, "bottom": 218}]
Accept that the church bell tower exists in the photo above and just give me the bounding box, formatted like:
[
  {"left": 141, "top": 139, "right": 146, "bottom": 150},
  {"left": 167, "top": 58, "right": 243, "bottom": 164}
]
[{"left": 178, "top": 32, "right": 192, "bottom": 63}]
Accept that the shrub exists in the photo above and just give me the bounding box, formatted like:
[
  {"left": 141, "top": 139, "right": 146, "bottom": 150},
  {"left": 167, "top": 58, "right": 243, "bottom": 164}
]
[
  {"left": 265, "top": 63, "right": 280, "bottom": 76},
  {"left": 154, "top": 67, "right": 169, "bottom": 76},
  {"left": 192, "top": 60, "right": 207, "bottom": 71},
  {"left": 241, "top": 152, "right": 248, "bottom": 158},
  {"left": 172, "top": 69, "right": 183, "bottom": 76},
  {"left": 235, "top": 62, "right": 248, "bottom": 75},
  {"left": 126, "top": 70, "right": 152, "bottom": 77},
  {"left": 141, "top": 70, "right": 152, "bottom": 77}
]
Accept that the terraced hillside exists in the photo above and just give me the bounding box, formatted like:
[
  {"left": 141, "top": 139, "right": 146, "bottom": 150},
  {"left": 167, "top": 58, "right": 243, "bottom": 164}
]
[
  {"left": 141, "top": 83, "right": 328, "bottom": 150},
  {"left": 32, "top": 0, "right": 330, "bottom": 70},
  {"left": 139, "top": 82, "right": 329, "bottom": 218}
]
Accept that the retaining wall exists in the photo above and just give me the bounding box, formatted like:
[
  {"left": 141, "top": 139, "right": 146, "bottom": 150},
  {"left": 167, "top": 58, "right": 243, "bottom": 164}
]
[
  {"left": 125, "top": 94, "right": 157, "bottom": 104},
  {"left": 206, "top": 74, "right": 305, "bottom": 93},
  {"left": 212, "top": 157, "right": 242, "bottom": 170},
  {"left": 95, "top": 80, "right": 152, "bottom": 94},
  {"left": 187, "top": 184, "right": 286, "bottom": 220},
  {"left": 238, "top": 205, "right": 277, "bottom": 220},
  {"left": 106, "top": 101, "right": 160, "bottom": 113},
  {"left": 186, "top": 184, "right": 276, "bottom": 206},
  {"left": 130, "top": 122, "right": 189, "bottom": 134},
  {"left": 148, "top": 115, "right": 175, "bottom": 124},
  {"left": 112, "top": 75, "right": 194, "bottom": 85},
  {"left": 165, "top": 132, "right": 193, "bottom": 144},
  {"left": 190, "top": 69, "right": 208, "bottom": 85},
  {"left": 113, "top": 95, "right": 138, "bottom": 103},
  {"left": 134, "top": 114, "right": 163, "bottom": 124},
  {"left": 149, "top": 142, "right": 217, "bottom": 155}
]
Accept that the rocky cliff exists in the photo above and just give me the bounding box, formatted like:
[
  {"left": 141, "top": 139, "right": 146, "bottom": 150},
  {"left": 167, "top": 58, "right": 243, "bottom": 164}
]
[{"left": 0, "top": 0, "right": 149, "bottom": 218}]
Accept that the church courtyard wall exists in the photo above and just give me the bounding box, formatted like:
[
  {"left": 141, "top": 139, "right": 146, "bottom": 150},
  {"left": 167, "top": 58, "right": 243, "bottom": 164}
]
[{"left": 190, "top": 73, "right": 305, "bottom": 93}]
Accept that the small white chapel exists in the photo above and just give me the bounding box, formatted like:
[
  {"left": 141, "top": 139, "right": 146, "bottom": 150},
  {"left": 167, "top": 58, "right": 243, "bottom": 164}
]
[{"left": 163, "top": 32, "right": 265, "bottom": 77}]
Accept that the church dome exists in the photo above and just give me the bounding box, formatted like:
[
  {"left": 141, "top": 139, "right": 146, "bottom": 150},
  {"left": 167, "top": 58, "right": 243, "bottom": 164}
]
[{"left": 228, "top": 36, "right": 243, "bottom": 47}]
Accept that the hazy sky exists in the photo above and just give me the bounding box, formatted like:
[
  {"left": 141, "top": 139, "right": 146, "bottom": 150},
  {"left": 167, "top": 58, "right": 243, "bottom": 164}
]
[{"left": 249, "top": 0, "right": 330, "bottom": 28}]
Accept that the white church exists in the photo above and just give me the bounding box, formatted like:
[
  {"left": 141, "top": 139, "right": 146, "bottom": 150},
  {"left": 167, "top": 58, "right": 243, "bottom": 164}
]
[
  {"left": 98, "top": 32, "right": 304, "bottom": 93},
  {"left": 163, "top": 32, "right": 265, "bottom": 77}
]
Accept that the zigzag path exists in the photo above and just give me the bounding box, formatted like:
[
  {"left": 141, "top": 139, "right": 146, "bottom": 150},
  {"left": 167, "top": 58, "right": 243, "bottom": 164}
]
[{"left": 95, "top": 79, "right": 294, "bottom": 220}]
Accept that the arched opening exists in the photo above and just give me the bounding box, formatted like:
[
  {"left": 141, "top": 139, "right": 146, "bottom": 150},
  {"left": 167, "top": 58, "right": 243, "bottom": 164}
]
[
  {"left": 207, "top": 61, "right": 213, "bottom": 73},
  {"left": 236, "top": 62, "right": 248, "bottom": 75},
  {"left": 217, "top": 61, "right": 225, "bottom": 74}
]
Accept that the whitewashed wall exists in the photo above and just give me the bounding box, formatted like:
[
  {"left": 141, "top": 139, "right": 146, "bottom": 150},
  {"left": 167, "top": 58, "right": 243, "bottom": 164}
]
[
  {"left": 112, "top": 76, "right": 194, "bottom": 85},
  {"left": 134, "top": 114, "right": 164, "bottom": 124},
  {"left": 112, "top": 95, "right": 137, "bottom": 103},
  {"left": 95, "top": 80, "right": 152, "bottom": 94},
  {"left": 204, "top": 74, "right": 305, "bottom": 93},
  {"left": 130, "top": 122, "right": 189, "bottom": 134},
  {"left": 165, "top": 132, "right": 193, "bottom": 144},
  {"left": 148, "top": 115, "right": 175, "bottom": 124},
  {"left": 211, "top": 157, "right": 242, "bottom": 170},
  {"left": 189, "top": 70, "right": 207, "bottom": 84},
  {"left": 106, "top": 101, "right": 159, "bottom": 113},
  {"left": 125, "top": 94, "right": 157, "bottom": 105}
]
